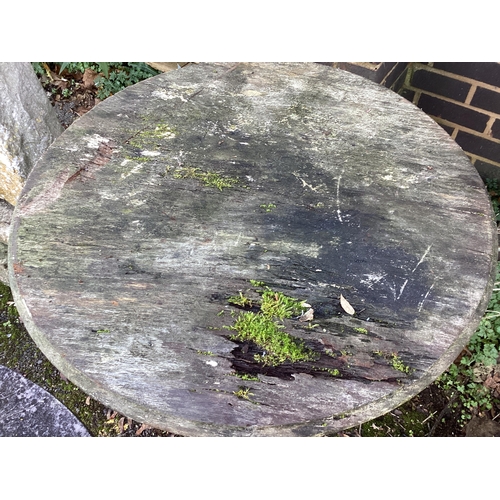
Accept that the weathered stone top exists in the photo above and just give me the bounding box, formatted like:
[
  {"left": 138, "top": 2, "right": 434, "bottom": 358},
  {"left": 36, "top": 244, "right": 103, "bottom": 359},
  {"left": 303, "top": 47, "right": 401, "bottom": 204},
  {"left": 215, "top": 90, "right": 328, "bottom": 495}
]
[{"left": 8, "top": 63, "right": 497, "bottom": 436}]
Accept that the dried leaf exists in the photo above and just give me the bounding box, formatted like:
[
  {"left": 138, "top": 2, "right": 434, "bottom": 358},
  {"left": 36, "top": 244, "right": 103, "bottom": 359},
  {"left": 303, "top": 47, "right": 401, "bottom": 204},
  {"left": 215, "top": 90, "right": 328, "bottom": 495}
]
[
  {"left": 135, "top": 423, "right": 152, "bottom": 436},
  {"left": 146, "top": 62, "right": 190, "bottom": 72},
  {"left": 299, "top": 308, "right": 315, "bottom": 322},
  {"left": 340, "top": 294, "right": 355, "bottom": 315},
  {"left": 82, "top": 68, "right": 98, "bottom": 90}
]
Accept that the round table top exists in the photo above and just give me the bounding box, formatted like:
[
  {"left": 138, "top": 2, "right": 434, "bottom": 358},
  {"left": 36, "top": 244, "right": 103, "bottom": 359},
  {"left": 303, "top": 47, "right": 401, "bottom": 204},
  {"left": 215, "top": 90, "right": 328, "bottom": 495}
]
[{"left": 9, "top": 63, "right": 497, "bottom": 436}]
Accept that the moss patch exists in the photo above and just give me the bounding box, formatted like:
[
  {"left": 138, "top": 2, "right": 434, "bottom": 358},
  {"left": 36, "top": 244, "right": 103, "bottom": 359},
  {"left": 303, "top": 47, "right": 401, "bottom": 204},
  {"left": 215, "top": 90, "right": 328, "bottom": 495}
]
[
  {"left": 168, "top": 166, "right": 239, "bottom": 191},
  {"left": 128, "top": 122, "right": 177, "bottom": 149},
  {"left": 224, "top": 284, "right": 317, "bottom": 367},
  {"left": 373, "top": 350, "right": 412, "bottom": 374}
]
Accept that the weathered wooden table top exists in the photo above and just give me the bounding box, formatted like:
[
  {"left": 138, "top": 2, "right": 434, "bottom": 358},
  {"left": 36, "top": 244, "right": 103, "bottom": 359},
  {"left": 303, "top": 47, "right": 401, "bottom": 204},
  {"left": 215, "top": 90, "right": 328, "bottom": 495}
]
[{"left": 8, "top": 63, "right": 497, "bottom": 436}]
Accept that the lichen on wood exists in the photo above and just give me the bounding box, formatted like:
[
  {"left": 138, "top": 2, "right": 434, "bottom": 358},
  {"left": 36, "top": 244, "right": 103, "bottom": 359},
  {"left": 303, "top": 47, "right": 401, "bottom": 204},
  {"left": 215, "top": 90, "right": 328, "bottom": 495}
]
[{"left": 8, "top": 62, "right": 497, "bottom": 436}]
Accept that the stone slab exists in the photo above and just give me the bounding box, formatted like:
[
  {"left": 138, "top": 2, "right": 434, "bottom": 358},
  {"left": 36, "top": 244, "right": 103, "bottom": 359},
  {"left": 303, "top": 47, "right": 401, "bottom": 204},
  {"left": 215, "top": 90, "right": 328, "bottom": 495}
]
[
  {"left": 0, "top": 63, "right": 63, "bottom": 284},
  {"left": 0, "top": 62, "right": 63, "bottom": 205},
  {"left": 8, "top": 63, "right": 497, "bottom": 436},
  {"left": 0, "top": 364, "right": 90, "bottom": 436}
]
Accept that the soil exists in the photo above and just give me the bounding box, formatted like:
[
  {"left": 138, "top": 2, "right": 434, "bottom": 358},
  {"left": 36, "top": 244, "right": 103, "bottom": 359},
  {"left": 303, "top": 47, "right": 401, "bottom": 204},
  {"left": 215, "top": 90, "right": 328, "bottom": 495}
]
[{"left": 10, "top": 63, "right": 497, "bottom": 437}]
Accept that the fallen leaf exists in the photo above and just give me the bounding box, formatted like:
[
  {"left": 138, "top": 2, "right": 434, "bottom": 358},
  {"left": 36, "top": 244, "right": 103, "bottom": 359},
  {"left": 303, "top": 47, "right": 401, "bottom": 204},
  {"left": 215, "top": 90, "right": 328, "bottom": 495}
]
[
  {"left": 340, "top": 294, "right": 355, "bottom": 315},
  {"left": 82, "top": 68, "right": 98, "bottom": 90},
  {"left": 146, "top": 62, "right": 190, "bottom": 72},
  {"left": 299, "top": 308, "right": 315, "bottom": 322},
  {"left": 135, "top": 423, "right": 152, "bottom": 436}
]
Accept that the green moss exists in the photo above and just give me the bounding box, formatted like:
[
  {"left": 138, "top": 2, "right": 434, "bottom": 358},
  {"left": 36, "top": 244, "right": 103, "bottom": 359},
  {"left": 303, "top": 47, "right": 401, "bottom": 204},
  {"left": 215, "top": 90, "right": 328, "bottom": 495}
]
[
  {"left": 168, "top": 166, "right": 238, "bottom": 190},
  {"left": 314, "top": 366, "right": 341, "bottom": 377},
  {"left": 357, "top": 409, "right": 427, "bottom": 437},
  {"left": 259, "top": 203, "right": 276, "bottom": 212},
  {"left": 373, "top": 350, "right": 411, "bottom": 374},
  {"left": 354, "top": 327, "right": 368, "bottom": 334},
  {"left": 229, "top": 312, "right": 316, "bottom": 366},
  {"left": 259, "top": 289, "right": 307, "bottom": 320},
  {"left": 228, "top": 292, "right": 253, "bottom": 308},
  {"left": 128, "top": 123, "right": 177, "bottom": 149},
  {"left": 233, "top": 386, "right": 255, "bottom": 401},
  {"left": 232, "top": 373, "right": 260, "bottom": 381},
  {"left": 391, "top": 353, "right": 411, "bottom": 373},
  {"left": 249, "top": 280, "right": 266, "bottom": 288},
  {"left": 125, "top": 155, "right": 151, "bottom": 163},
  {"left": 224, "top": 283, "right": 317, "bottom": 367}
]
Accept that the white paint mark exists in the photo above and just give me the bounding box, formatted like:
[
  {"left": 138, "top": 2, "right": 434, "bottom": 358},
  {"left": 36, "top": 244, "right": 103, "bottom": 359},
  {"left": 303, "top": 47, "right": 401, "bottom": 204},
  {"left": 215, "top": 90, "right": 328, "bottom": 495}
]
[
  {"left": 141, "top": 150, "right": 161, "bottom": 157},
  {"left": 206, "top": 360, "right": 218, "bottom": 367},
  {"left": 418, "top": 282, "right": 435, "bottom": 312}
]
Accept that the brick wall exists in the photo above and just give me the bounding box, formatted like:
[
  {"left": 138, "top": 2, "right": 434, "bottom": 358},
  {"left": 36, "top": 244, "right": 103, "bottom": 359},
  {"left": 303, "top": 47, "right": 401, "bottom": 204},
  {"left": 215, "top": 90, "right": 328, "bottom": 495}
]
[
  {"left": 324, "top": 62, "right": 500, "bottom": 180},
  {"left": 401, "top": 63, "right": 500, "bottom": 180},
  {"left": 326, "top": 62, "right": 409, "bottom": 90}
]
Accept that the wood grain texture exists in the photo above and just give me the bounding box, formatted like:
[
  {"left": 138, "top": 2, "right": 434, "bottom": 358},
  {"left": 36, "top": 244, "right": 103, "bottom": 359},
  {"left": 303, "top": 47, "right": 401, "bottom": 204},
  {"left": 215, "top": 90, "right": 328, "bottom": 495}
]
[{"left": 8, "top": 63, "right": 497, "bottom": 436}]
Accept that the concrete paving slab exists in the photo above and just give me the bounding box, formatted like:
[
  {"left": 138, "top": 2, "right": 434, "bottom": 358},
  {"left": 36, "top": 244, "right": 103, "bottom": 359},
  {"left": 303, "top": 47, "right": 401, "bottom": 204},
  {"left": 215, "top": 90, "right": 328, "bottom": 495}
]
[{"left": 0, "top": 364, "right": 90, "bottom": 436}]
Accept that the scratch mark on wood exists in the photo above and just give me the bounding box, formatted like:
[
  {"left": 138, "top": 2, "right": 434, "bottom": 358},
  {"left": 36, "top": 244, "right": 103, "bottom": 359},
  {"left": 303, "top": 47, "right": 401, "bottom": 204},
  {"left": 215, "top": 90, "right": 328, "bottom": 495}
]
[
  {"left": 418, "top": 282, "right": 435, "bottom": 312},
  {"left": 292, "top": 172, "right": 322, "bottom": 192},
  {"left": 412, "top": 244, "right": 432, "bottom": 273},
  {"left": 336, "top": 175, "right": 343, "bottom": 222},
  {"left": 397, "top": 245, "right": 433, "bottom": 300},
  {"left": 397, "top": 279, "right": 409, "bottom": 300}
]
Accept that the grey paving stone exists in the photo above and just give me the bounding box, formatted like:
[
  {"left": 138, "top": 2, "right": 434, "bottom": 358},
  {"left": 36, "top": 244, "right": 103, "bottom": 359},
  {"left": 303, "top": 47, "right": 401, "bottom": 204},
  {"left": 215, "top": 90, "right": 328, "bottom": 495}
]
[{"left": 0, "top": 365, "right": 90, "bottom": 436}]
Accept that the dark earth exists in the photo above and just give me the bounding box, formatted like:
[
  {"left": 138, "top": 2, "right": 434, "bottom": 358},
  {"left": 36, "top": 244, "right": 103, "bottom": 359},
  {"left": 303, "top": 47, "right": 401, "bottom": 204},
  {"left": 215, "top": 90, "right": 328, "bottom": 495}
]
[{"left": 2, "top": 62, "right": 496, "bottom": 437}]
